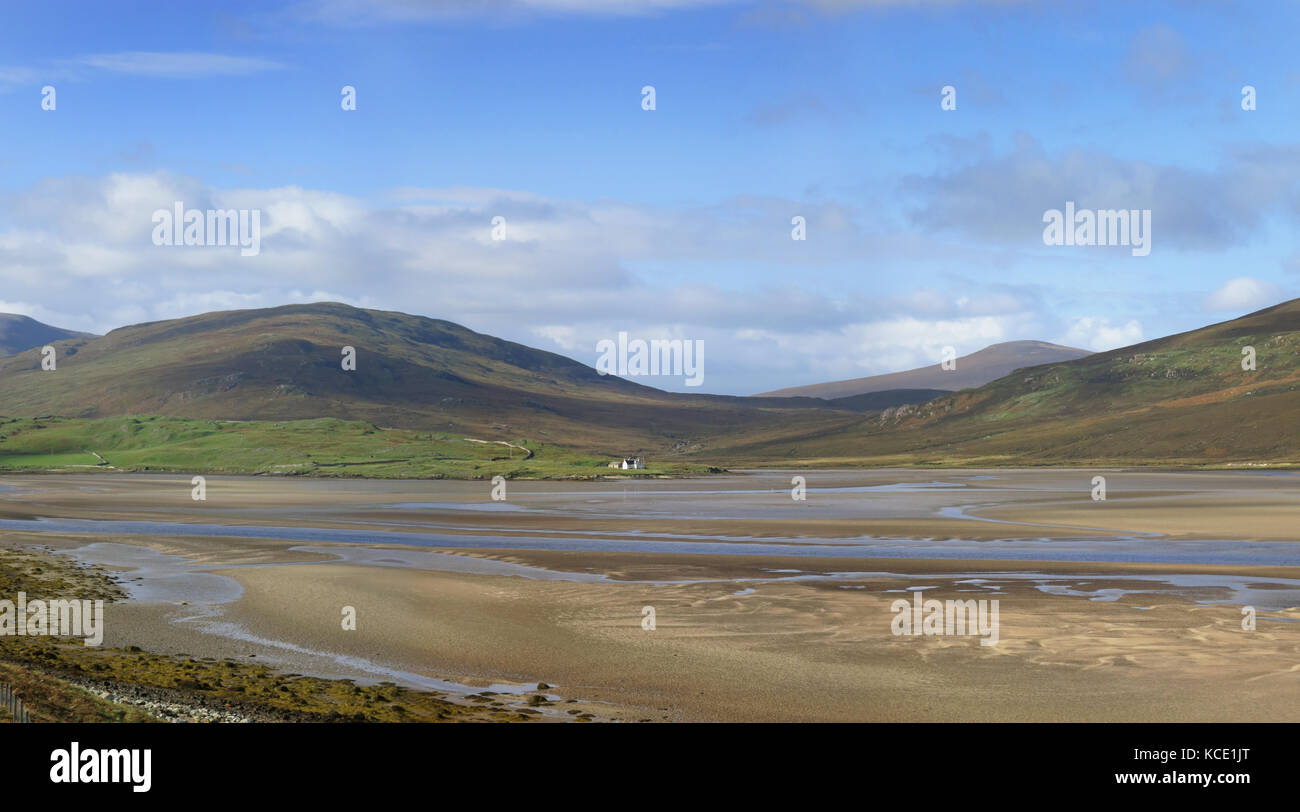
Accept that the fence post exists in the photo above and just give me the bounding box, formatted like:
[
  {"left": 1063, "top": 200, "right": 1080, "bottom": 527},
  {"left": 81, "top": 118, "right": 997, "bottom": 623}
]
[{"left": 0, "top": 683, "right": 32, "bottom": 723}]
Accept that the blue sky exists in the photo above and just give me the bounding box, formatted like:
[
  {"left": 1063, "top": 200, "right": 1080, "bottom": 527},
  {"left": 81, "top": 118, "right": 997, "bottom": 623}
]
[{"left": 1, "top": 0, "right": 1298, "bottom": 394}]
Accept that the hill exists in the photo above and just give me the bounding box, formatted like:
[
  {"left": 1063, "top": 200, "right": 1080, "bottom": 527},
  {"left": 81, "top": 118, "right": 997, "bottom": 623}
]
[
  {"left": 0, "top": 314, "right": 95, "bottom": 357},
  {"left": 756, "top": 340, "right": 1092, "bottom": 398},
  {"left": 827, "top": 388, "right": 951, "bottom": 411},
  {"left": 8, "top": 300, "right": 1300, "bottom": 473},
  {"left": 715, "top": 300, "right": 1300, "bottom": 467},
  {"left": 0, "top": 303, "right": 861, "bottom": 456}
]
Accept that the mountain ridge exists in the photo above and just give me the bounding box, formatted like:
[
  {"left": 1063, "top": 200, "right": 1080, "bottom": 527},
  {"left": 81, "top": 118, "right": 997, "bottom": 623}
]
[
  {"left": 0, "top": 302, "right": 863, "bottom": 455},
  {"left": 756, "top": 340, "right": 1093, "bottom": 399},
  {"left": 0, "top": 313, "right": 96, "bottom": 357},
  {"left": 6, "top": 300, "right": 1300, "bottom": 468},
  {"left": 716, "top": 299, "right": 1300, "bottom": 466}
]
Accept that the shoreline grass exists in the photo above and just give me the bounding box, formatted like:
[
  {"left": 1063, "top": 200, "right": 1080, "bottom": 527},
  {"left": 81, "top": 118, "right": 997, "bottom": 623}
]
[
  {"left": 0, "top": 543, "right": 570, "bottom": 722},
  {"left": 0, "top": 415, "right": 722, "bottom": 480}
]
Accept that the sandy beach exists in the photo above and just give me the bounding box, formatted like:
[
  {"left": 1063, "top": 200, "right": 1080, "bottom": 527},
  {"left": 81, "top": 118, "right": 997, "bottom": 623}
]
[{"left": 2, "top": 469, "right": 1298, "bottom": 721}]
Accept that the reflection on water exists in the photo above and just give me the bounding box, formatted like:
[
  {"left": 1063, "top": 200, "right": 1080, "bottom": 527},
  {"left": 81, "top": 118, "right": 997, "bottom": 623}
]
[
  {"left": 57, "top": 542, "right": 562, "bottom": 700},
  {"left": 61, "top": 537, "right": 1300, "bottom": 618},
  {"left": 61, "top": 542, "right": 244, "bottom": 604},
  {"left": 7, "top": 515, "right": 1299, "bottom": 569},
  {"left": 389, "top": 502, "right": 530, "bottom": 512},
  {"left": 6, "top": 470, "right": 1299, "bottom": 619}
]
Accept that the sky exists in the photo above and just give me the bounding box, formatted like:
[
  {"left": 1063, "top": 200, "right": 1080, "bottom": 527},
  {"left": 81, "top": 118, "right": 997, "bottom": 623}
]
[{"left": 0, "top": 0, "right": 1298, "bottom": 395}]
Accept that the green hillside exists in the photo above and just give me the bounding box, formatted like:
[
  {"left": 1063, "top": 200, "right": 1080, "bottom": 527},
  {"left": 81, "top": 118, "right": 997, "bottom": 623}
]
[
  {"left": 0, "top": 303, "right": 862, "bottom": 459},
  {"left": 7, "top": 299, "right": 1298, "bottom": 476},
  {"left": 0, "top": 415, "right": 715, "bottom": 479},
  {"left": 709, "top": 299, "right": 1300, "bottom": 467}
]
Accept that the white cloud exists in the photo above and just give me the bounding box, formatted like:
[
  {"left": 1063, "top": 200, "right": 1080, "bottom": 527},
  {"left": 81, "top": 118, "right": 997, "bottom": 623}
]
[
  {"left": 298, "top": 0, "right": 1029, "bottom": 25},
  {"left": 1060, "top": 316, "right": 1143, "bottom": 352},
  {"left": 0, "top": 171, "right": 1084, "bottom": 393},
  {"left": 1204, "top": 276, "right": 1282, "bottom": 313},
  {"left": 535, "top": 325, "right": 579, "bottom": 350},
  {"left": 296, "top": 0, "right": 736, "bottom": 24},
  {"left": 904, "top": 136, "right": 1300, "bottom": 252},
  {"left": 0, "top": 66, "right": 41, "bottom": 93},
  {"left": 730, "top": 313, "right": 1040, "bottom": 390},
  {"left": 806, "top": 0, "right": 1029, "bottom": 9},
  {"left": 77, "top": 52, "right": 285, "bottom": 77}
]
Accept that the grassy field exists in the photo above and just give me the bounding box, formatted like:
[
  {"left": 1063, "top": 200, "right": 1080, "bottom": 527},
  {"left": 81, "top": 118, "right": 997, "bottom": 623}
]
[{"left": 0, "top": 415, "right": 719, "bottom": 479}]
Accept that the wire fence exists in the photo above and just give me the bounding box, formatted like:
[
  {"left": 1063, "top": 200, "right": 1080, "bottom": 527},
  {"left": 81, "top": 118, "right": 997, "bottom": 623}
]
[{"left": 0, "top": 683, "right": 32, "bottom": 723}]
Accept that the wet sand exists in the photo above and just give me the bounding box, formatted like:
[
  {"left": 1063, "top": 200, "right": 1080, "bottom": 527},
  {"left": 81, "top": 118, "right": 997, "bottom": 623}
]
[{"left": 1, "top": 469, "right": 1298, "bottom": 721}]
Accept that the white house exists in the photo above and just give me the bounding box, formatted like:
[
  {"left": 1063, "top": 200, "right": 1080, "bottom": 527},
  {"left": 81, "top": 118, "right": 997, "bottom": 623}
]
[{"left": 620, "top": 457, "right": 645, "bottom": 469}]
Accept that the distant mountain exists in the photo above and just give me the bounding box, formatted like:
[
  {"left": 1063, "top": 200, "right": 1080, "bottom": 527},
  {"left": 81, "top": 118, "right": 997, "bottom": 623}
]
[
  {"left": 757, "top": 340, "right": 1092, "bottom": 398},
  {"left": 8, "top": 300, "right": 1300, "bottom": 467},
  {"left": 0, "top": 303, "right": 863, "bottom": 454},
  {"left": 720, "top": 300, "right": 1300, "bottom": 466},
  {"left": 0, "top": 314, "right": 95, "bottom": 357}
]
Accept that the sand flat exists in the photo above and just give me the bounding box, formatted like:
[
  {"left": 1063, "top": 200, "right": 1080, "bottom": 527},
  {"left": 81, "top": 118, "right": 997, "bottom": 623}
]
[{"left": 2, "top": 469, "right": 1298, "bottom": 721}]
